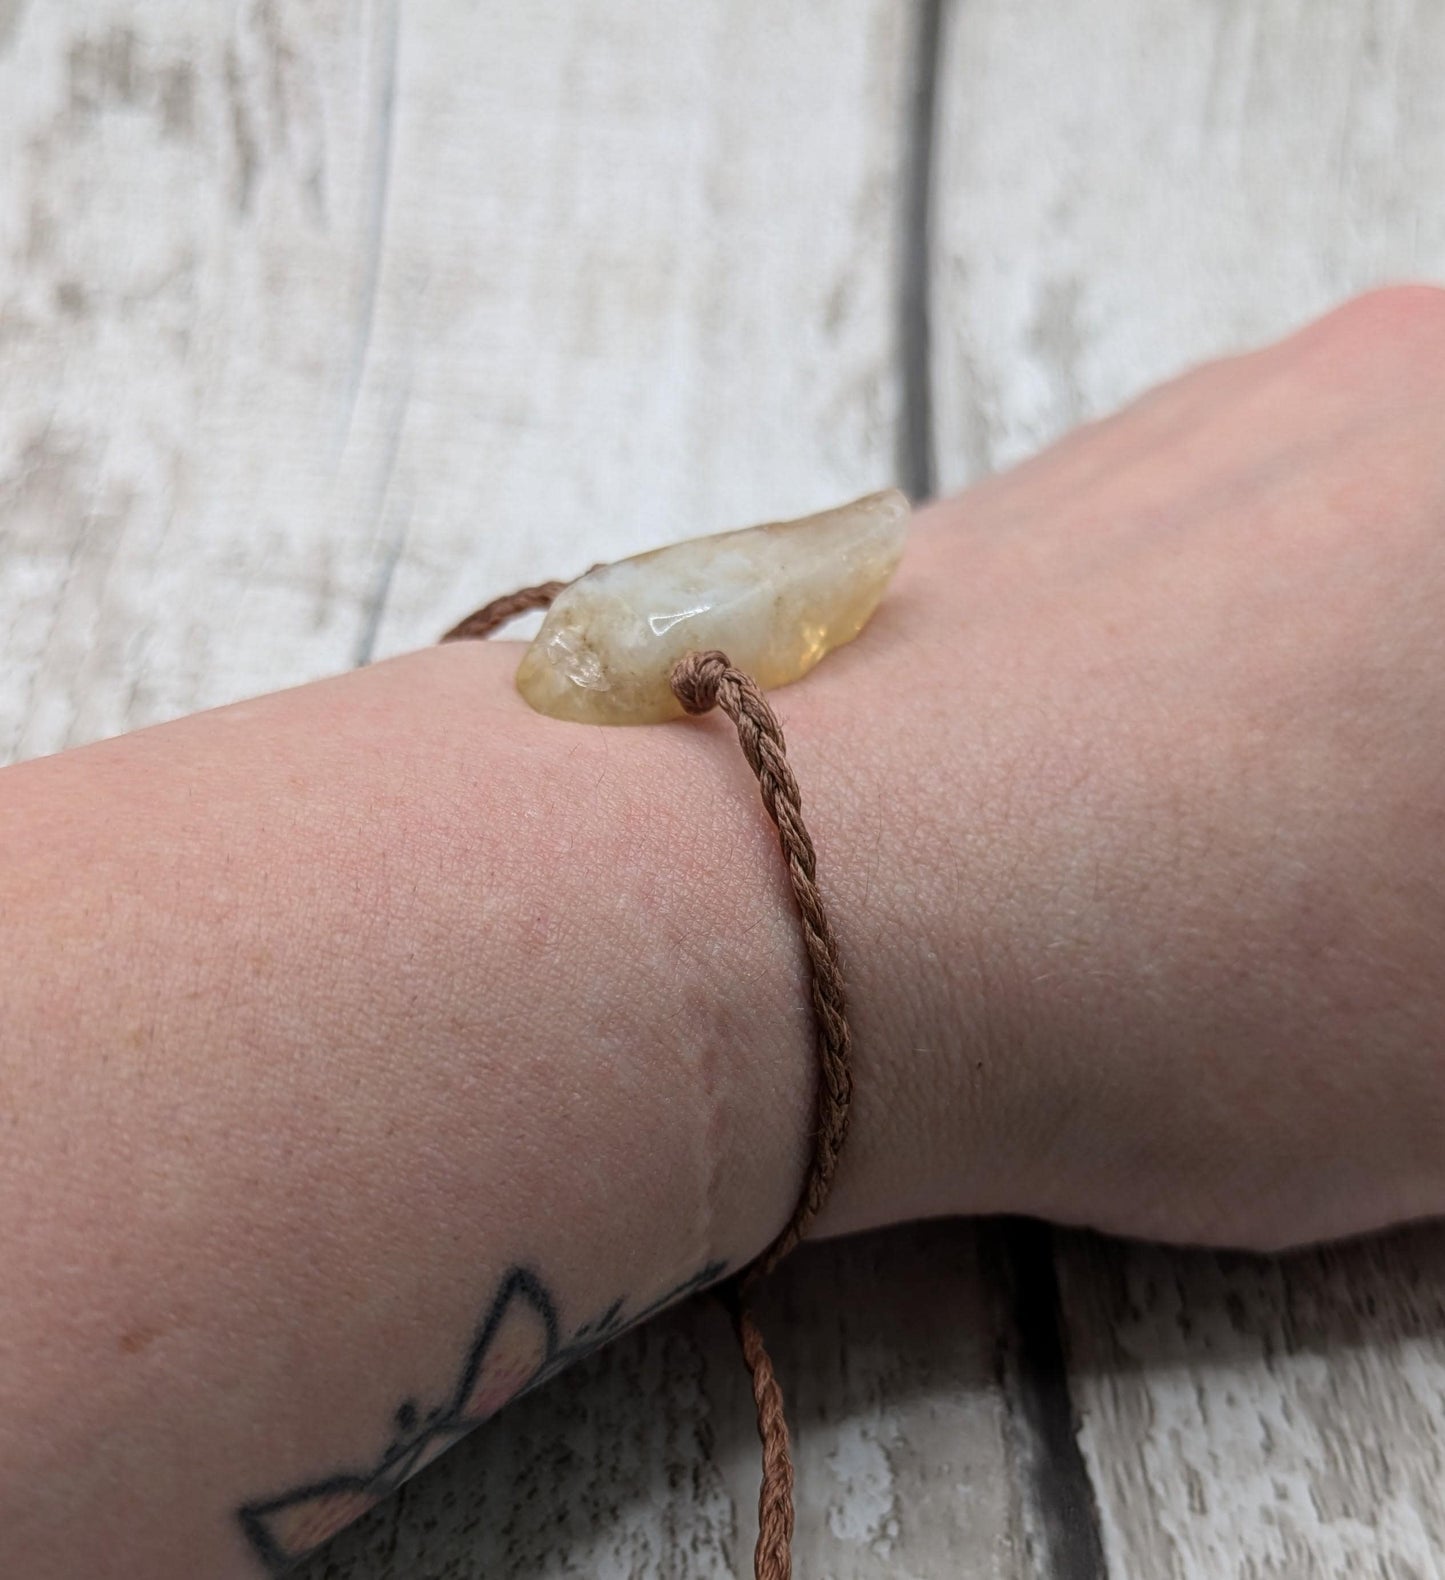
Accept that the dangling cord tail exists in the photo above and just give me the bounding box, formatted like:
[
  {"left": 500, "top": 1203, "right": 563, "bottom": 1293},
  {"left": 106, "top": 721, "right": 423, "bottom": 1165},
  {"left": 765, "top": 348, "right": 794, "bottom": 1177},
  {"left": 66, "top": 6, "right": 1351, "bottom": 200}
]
[
  {"left": 442, "top": 594, "right": 855, "bottom": 1580},
  {"left": 671, "top": 648, "right": 853, "bottom": 1580}
]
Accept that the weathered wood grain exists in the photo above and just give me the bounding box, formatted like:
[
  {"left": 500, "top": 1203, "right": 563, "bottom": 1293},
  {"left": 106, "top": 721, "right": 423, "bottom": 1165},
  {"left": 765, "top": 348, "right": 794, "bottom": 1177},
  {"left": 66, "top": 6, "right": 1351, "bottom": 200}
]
[
  {"left": 0, "top": 0, "right": 911, "bottom": 759},
  {"left": 1060, "top": 1227, "right": 1445, "bottom": 1580},
  {"left": 0, "top": 4, "right": 1029, "bottom": 1577},
  {"left": 931, "top": 2, "right": 1445, "bottom": 1574},
  {"left": 932, "top": 0, "right": 1445, "bottom": 489},
  {"left": 14, "top": 0, "right": 1445, "bottom": 1574},
  {"left": 313, "top": 1225, "right": 1022, "bottom": 1580},
  {"left": 0, "top": 0, "right": 386, "bottom": 759}
]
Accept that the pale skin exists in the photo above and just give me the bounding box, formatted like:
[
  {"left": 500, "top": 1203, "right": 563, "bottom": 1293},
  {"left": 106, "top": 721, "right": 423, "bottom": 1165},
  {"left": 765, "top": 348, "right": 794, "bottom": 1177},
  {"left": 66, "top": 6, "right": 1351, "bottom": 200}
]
[{"left": 2, "top": 286, "right": 1444, "bottom": 1574}]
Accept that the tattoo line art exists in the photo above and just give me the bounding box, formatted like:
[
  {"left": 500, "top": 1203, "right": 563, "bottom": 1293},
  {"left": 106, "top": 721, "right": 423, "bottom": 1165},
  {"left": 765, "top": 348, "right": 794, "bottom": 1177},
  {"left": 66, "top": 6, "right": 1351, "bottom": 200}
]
[{"left": 237, "top": 1259, "right": 728, "bottom": 1573}]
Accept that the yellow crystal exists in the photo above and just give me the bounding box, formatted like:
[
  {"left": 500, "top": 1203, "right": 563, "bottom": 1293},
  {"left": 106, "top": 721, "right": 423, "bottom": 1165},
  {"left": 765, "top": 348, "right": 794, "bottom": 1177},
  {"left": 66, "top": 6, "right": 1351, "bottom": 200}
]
[{"left": 515, "top": 489, "right": 909, "bottom": 725}]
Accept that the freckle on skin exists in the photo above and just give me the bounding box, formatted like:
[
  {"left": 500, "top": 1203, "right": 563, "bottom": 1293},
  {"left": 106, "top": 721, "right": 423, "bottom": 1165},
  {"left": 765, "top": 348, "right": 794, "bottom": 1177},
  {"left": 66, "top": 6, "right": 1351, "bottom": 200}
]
[{"left": 118, "top": 1328, "right": 157, "bottom": 1356}]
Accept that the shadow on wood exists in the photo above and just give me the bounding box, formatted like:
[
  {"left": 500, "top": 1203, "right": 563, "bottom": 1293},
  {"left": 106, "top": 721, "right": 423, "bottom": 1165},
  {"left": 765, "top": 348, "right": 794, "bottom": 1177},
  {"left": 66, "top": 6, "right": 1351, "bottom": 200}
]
[
  {"left": 1057, "top": 1220, "right": 1445, "bottom": 1577},
  {"left": 301, "top": 1220, "right": 1022, "bottom": 1579}
]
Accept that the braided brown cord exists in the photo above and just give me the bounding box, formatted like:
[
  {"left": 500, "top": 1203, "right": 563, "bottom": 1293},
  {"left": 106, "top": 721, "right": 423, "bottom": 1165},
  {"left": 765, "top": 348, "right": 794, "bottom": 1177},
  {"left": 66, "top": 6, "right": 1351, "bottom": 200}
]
[
  {"left": 669, "top": 650, "right": 852, "bottom": 1283},
  {"left": 671, "top": 648, "right": 852, "bottom": 1580},
  {"left": 439, "top": 581, "right": 569, "bottom": 643},
  {"left": 730, "top": 1289, "right": 796, "bottom": 1578},
  {"left": 443, "top": 600, "right": 854, "bottom": 1580}
]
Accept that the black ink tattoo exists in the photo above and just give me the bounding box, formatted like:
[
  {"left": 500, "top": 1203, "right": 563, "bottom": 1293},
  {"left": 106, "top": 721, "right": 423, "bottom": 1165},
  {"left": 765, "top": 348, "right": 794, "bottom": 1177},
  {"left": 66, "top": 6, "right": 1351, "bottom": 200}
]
[{"left": 237, "top": 1259, "right": 728, "bottom": 1573}]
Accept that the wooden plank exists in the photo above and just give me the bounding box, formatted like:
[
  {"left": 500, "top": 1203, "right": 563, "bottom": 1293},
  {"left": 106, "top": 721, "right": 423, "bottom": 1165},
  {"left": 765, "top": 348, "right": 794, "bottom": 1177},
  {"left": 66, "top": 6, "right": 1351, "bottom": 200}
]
[
  {"left": 353, "top": 0, "right": 914, "bottom": 664},
  {"left": 0, "top": 0, "right": 908, "bottom": 751},
  {"left": 1059, "top": 1227, "right": 1445, "bottom": 1580},
  {"left": 931, "top": 2, "right": 1445, "bottom": 1574},
  {"left": 931, "top": 0, "right": 1445, "bottom": 490},
  {"left": 317, "top": 1225, "right": 1022, "bottom": 1579},
  {"left": 0, "top": 0, "right": 385, "bottom": 759},
  {"left": 0, "top": 5, "right": 1030, "bottom": 1576}
]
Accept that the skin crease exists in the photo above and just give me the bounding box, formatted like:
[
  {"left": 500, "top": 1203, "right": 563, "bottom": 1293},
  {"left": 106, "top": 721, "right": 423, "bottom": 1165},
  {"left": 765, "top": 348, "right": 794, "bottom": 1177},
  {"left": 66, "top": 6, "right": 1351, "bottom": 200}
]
[{"left": 1, "top": 286, "right": 1444, "bottom": 1574}]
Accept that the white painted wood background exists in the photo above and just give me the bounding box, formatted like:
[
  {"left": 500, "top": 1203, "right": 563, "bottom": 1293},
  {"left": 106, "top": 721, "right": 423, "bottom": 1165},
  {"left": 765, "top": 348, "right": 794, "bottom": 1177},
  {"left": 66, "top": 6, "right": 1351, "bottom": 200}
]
[{"left": 2, "top": 2, "right": 1444, "bottom": 1576}]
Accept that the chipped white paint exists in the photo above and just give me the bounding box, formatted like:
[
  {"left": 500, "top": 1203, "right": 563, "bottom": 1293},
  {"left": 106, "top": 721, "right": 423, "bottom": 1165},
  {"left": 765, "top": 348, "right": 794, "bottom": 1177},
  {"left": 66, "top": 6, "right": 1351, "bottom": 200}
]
[
  {"left": 1056, "top": 1233, "right": 1445, "bottom": 1579},
  {"left": 7, "top": 0, "right": 1445, "bottom": 1576},
  {"left": 0, "top": 0, "right": 913, "bottom": 762},
  {"left": 933, "top": 2, "right": 1445, "bottom": 1576},
  {"left": 0, "top": 5, "right": 1024, "bottom": 1579},
  {"left": 932, "top": 0, "right": 1445, "bottom": 490},
  {"left": 0, "top": 0, "right": 389, "bottom": 758},
  {"left": 824, "top": 1419, "right": 899, "bottom": 1549},
  {"left": 310, "top": 1226, "right": 1022, "bottom": 1577}
]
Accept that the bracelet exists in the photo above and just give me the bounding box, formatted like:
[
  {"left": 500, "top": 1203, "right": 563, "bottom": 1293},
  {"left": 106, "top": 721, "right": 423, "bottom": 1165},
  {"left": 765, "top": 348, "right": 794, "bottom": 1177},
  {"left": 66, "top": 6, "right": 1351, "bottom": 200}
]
[{"left": 442, "top": 489, "right": 907, "bottom": 1580}]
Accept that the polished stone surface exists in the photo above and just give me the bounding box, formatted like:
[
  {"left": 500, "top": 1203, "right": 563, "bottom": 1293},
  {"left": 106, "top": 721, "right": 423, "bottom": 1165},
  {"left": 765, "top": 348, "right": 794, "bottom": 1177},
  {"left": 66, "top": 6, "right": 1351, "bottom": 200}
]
[{"left": 515, "top": 490, "right": 909, "bottom": 724}]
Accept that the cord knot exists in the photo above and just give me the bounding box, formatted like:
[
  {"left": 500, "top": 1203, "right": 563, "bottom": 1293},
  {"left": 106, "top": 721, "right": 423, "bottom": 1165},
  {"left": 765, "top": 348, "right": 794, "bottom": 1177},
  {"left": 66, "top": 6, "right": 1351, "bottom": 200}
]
[{"left": 670, "top": 649, "right": 732, "bottom": 715}]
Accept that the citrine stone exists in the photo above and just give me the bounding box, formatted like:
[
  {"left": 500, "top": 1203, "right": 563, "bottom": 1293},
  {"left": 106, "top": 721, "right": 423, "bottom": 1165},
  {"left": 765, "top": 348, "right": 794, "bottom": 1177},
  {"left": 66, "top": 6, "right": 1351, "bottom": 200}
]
[{"left": 515, "top": 489, "right": 909, "bottom": 725}]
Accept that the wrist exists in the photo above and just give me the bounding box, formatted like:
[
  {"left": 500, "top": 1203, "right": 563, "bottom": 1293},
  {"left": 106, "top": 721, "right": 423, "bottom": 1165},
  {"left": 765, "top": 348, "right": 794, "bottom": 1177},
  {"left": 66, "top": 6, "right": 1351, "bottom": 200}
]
[
  {"left": 433, "top": 513, "right": 1029, "bottom": 1241},
  {"left": 423, "top": 613, "right": 1009, "bottom": 1253}
]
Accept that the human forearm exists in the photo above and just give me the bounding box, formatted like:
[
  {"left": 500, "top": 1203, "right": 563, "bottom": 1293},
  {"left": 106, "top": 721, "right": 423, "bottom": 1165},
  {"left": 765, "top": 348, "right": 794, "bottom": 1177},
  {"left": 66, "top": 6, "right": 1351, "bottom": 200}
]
[
  {"left": 10, "top": 283, "right": 1445, "bottom": 1577},
  {"left": 0, "top": 594, "right": 984, "bottom": 1577}
]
